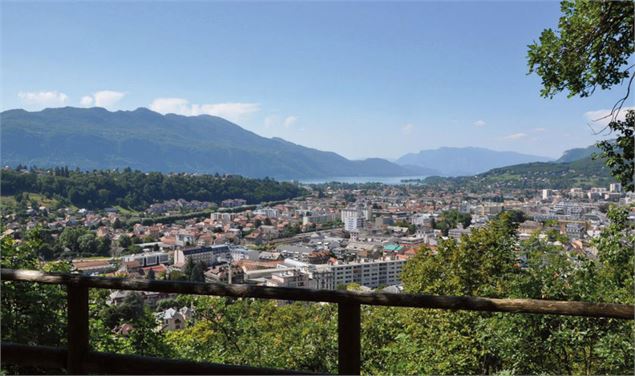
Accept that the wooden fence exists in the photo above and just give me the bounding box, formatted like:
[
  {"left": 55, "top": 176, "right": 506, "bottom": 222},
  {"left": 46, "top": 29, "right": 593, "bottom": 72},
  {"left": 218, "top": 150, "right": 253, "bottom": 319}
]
[{"left": 1, "top": 268, "right": 633, "bottom": 374}]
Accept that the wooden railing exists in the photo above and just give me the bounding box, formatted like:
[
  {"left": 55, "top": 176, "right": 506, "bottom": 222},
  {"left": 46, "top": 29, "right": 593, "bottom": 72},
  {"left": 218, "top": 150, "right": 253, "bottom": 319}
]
[{"left": 1, "top": 268, "right": 633, "bottom": 375}]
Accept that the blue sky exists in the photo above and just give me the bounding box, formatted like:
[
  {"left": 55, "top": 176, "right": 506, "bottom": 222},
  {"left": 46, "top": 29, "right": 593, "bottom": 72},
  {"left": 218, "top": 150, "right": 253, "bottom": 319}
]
[{"left": 1, "top": 1, "right": 630, "bottom": 159}]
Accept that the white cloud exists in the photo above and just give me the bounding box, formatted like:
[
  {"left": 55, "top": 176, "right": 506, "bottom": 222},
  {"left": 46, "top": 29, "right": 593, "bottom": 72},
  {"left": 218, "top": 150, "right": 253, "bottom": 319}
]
[
  {"left": 18, "top": 91, "right": 68, "bottom": 108},
  {"left": 503, "top": 132, "right": 528, "bottom": 140},
  {"left": 473, "top": 120, "right": 486, "bottom": 127},
  {"left": 264, "top": 114, "right": 299, "bottom": 129},
  {"left": 532, "top": 127, "right": 546, "bottom": 132},
  {"left": 283, "top": 116, "right": 298, "bottom": 128},
  {"left": 93, "top": 90, "right": 125, "bottom": 108},
  {"left": 264, "top": 115, "right": 278, "bottom": 128},
  {"left": 149, "top": 98, "right": 190, "bottom": 114},
  {"left": 80, "top": 96, "right": 94, "bottom": 107},
  {"left": 79, "top": 90, "right": 125, "bottom": 109},
  {"left": 584, "top": 106, "right": 634, "bottom": 127},
  {"left": 150, "top": 97, "right": 260, "bottom": 122},
  {"left": 401, "top": 123, "right": 415, "bottom": 135}
]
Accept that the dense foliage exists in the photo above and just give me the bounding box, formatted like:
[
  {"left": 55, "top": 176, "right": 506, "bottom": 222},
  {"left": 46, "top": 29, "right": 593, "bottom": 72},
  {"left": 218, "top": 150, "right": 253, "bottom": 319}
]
[
  {"left": 423, "top": 155, "right": 615, "bottom": 192},
  {"left": 527, "top": 0, "right": 633, "bottom": 99},
  {"left": 528, "top": 0, "right": 634, "bottom": 192},
  {"left": 432, "top": 209, "right": 472, "bottom": 236},
  {"left": 596, "top": 110, "right": 634, "bottom": 192},
  {"left": 2, "top": 208, "right": 632, "bottom": 374},
  {"left": 0, "top": 234, "right": 71, "bottom": 374},
  {"left": 1, "top": 168, "right": 305, "bottom": 210}
]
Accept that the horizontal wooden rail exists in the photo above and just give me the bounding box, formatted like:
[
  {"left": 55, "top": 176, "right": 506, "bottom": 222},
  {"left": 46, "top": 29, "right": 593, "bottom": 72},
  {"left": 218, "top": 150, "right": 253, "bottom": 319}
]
[
  {"left": 0, "top": 343, "right": 311, "bottom": 375},
  {"left": 2, "top": 268, "right": 634, "bottom": 375},
  {"left": 1, "top": 343, "right": 66, "bottom": 371},
  {"left": 3, "top": 268, "right": 634, "bottom": 319}
]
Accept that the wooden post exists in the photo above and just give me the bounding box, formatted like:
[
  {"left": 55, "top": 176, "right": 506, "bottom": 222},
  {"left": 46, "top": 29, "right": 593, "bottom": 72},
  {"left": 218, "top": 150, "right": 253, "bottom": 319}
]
[
  {"left": 67, "top": 285, "right": 89, "bottom": 374},
  {"left": 338, "top": 303, "right": 361, "bottom": 375}
]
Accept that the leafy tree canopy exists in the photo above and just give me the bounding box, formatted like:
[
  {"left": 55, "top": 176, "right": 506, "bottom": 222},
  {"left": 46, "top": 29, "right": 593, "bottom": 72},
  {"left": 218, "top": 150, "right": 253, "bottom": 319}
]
[
  {"left": 528, "top": 0, "right": 634, "bottom": 99},
  {"left": 528, "top": 0, "right": 634, "bottom": 190}
]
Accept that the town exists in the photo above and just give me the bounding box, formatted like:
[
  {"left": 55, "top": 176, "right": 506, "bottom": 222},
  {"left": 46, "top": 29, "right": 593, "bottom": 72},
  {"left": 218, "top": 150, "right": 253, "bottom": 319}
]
[{"left": 3, "top": 176, "right": 632, "bottom": 332}]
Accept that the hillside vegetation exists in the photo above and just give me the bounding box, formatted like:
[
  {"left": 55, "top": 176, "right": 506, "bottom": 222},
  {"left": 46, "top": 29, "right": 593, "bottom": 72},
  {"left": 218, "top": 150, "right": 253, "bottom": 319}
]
[
  {"left": 1, "top": 107, "right": 432, "bottom": 179},
  {"left": 423, "top": 155, "right": 614, "bottom": 191},
  {"left": 0, "top": 168, "right": 305, "bottom": 210}
]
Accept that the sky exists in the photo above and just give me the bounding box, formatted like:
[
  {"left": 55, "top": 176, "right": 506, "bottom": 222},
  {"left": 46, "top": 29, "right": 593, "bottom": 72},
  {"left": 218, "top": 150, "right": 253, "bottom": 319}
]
[{"left": 1, "top": 1, "right": 632, "bottom": 160}]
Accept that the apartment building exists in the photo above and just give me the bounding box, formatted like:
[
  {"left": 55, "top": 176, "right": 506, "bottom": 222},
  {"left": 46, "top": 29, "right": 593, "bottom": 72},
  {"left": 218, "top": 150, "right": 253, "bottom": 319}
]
[
  {"left": 122, "top": 251, "right": 169, "bottom": 267},
  {"left": 329, "top": 258, "right": 406, "bottom": 289},
  {"left": 341, "top": 208, "right": 365, "bottom": 232},
  {"left": 174, "top": 244, "right": 232, "bottom": 266}
]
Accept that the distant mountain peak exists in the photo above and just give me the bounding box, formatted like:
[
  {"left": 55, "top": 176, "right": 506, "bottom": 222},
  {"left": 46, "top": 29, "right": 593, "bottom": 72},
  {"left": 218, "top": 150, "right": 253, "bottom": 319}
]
[
  {"left": 556, "top": 144, "right": 601, "bottom": 163},
  {"left": 396, "top": 146, "right": 552, "bottom": 176},
  {"left": 1, "top": 106, "right": 424, "bottom": 179}
]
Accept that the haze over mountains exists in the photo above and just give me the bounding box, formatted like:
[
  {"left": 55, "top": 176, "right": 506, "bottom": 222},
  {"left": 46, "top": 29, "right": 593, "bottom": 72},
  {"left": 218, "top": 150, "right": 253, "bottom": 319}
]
[
  {"left": 1, "top": 107, "right": 592, "bottom": 179},
  {"left": 395, "top": 147, "right": 552, "bottom": 176},
  {"left": 555, "top": 144, "right": 601, "bottom": 163}
]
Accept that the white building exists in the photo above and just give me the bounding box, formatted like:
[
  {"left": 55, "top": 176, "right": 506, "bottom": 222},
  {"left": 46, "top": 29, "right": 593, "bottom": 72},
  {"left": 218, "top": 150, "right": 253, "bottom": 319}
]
[
  {"left": 330, "top": 258, "right": 406, "bottom": 289},
  {"left": 302, "top": 212, "right": 338, "bottom": 225},
  {"left": 610, "top": 183, "right": 622, "bottom": 193},
  {"left": 541, "top": 189, "right": 551, "bottom": 200},
  {"left": 448, "top": 224, "right": 471, "bottom": 240},
  {"left": 229, "top": 246, "right": 260, "bottom": 262},
  {"left": 363, "top": 207, "right": 373, "bottom": 221},
  {"left": 157, "top": 307, "right": 194, "bottom": 331},
  {"left": 175, "top": 231, "right": 195, "bottom": 247},
  {"left": 253, "top": 208, "right": 278, "bottom": 218},
  {"left": 123, "top": 251, "right": 169, "bottom": 267},
  {"left": 272, "top": 257, "right": 406, "bottom": 290},
  {"left": 266, "top": 269, "right": 312, "bottom": 289},
  {"left": 341, "top": 208, "right": 365, "bottom": 232}
]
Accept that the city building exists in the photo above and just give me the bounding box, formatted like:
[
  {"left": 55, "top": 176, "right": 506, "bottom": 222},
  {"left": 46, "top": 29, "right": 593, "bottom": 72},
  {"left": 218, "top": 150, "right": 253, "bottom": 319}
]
[
  {"left": 609, "top": 183, "right": 622, "bottom": 193},
  {"left": 122, "top": 251, "right": 169, "bottom": 267},
  {"left": 341, "top": 208, "right": 365, "bottom": 232},
  {"left": 221, "top": 199, "right": 247, "bottom": 208},
  {"left": 174, "top": 244, "right": 232, "bottom": 267},
  {"left": 253, "top": 208, "right": 278, "bottom": 218},
  {"left": 542, "top": 189, "right": 551, "bottom": 200},
  {"left": 329, "top": 258, "right": 406, "bottom": 289}
]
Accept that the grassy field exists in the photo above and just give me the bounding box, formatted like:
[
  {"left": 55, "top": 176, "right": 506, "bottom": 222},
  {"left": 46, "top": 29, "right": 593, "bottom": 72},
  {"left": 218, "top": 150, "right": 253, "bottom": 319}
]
[
  {"left": 114, "top": 205, "right": 142, "bottom": 216},
  {"left": 1, "top": 193, "right": 70, "bottom": 210}
]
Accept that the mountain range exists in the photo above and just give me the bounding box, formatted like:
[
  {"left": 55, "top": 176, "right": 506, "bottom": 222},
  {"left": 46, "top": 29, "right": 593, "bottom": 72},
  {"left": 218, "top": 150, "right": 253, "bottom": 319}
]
[
  {"left": 1, "top": 107, "right": 591, "bottom": 179},
  {"left": 1, "top": 107, "right": 438, "bottom": 179},
  {"left": 395, "top": 147, "right": 552, "bottom": 176},
  {"left": 423, "top": 152, "right": 614, "bottom": 191},
  {"left": 555, "top": 144, "right": 601, "bottom": 163}
]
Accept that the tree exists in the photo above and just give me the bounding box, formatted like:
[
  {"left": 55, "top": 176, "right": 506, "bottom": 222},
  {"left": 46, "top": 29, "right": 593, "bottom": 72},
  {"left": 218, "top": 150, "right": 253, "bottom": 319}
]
[
  {"left": 496, "top": 209, "right": 526, "bottom": 225},
  {"left": 58, "top": 226, "right": 91, "bottom": 256},
  {"left": 98, "top": 236, "right": 112, "bottom": 257},
  {"left": 112, "top": 217, "right": 123, "bottom": 229},
  {"left": 528, "top": 0, "right": 635, "bottom": 191},
  {"left": 528, "top": 1, "right": 634, "bottom": 99},
  {"left": 433, "top": 209, "right": 472, "bottom": 236},
  {"left": 183, "top": 257, "right": 195, "bottom": 280},
  {"left": 100, "top": 292, "right": 145, "bottom": 329},
  {"left": 78, "top": 233, "right": 99, "bottom": 256},
  {"left": 596, "top": 111, "right": 634, "bottom": 191},
  {"left": 1, "top": 229, "right": 71, "bottom": 372},
  {"left": 118, "top": 234, "right": 132, "bottom": 249},
  {"left": 190, "top": 261, "right": 207, "bottom": 282}
]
